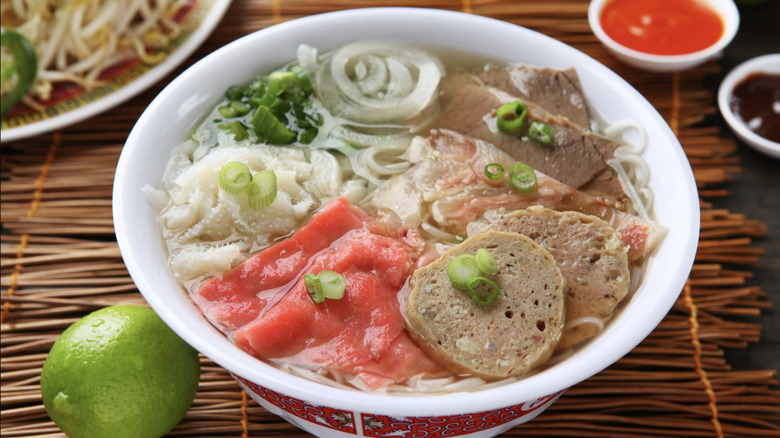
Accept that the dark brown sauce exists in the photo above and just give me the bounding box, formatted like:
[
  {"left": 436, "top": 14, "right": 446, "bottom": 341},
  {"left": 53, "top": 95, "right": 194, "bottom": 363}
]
[{"left": 729, "top": 72, "right": 780, "bottom": 143}]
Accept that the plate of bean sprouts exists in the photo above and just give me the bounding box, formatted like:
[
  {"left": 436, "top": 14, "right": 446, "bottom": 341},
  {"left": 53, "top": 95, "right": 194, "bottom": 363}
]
[{"left": 0, "top": 0, "right": 231, "bottom": 142}]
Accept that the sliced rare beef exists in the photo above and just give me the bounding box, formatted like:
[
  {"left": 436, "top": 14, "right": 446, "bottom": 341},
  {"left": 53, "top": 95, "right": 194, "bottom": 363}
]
[
  {"left": 474, "top": 65, "right": 590, "bottom": 129},
  {"left": 429, "top": 69, "right": 627, "bottom": 209}
]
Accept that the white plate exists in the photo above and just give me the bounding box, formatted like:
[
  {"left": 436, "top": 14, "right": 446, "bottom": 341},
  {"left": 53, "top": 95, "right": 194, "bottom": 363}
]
[
  {"left": 0, "top": 0, "right": 231, "bottom": 143},
  {"left": 718, "top": 53, "right": 780, "bottom": 159}
]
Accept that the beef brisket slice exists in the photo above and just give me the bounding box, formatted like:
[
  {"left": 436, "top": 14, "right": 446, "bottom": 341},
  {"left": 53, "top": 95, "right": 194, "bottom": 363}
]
[
  {"left": 475, "top": 65, "right": 590, "bottom": 129},
  {"left": 431, "top": 70, "right": 623, "bottom": 196}
]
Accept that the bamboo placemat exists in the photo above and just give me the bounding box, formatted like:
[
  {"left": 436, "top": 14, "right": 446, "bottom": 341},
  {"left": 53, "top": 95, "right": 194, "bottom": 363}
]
[{"left": 2, "top": 1, "right": 779, "bottom": 437}]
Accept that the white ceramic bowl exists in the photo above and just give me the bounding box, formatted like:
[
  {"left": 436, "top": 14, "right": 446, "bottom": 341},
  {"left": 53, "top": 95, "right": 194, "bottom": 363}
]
[
  {"left": 718, "top": 53, "right": 780, "bottom": 158},
  {"left": 588, "top": 0, "right": 740, "bottom": 72},
  {"left": 114, "top": 8, "right": 700, "bottom": 437}
]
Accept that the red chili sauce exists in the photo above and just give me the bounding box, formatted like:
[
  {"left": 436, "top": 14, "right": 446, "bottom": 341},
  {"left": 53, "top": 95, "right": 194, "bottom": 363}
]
[
  {"left": 599, "top": 0, "right": 724, "bottom": 56},
  {"left": 729, "top": 73, "right": 780, "bottom": 144}
]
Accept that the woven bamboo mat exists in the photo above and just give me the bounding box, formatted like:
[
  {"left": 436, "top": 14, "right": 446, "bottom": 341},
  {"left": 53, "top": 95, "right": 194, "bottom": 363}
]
[{"left": 2, "top": 0, "right": 779, "bottom": 436}]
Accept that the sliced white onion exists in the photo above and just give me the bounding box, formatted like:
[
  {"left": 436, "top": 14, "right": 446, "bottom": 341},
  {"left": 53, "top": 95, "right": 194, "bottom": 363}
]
[
  {"left": 330, "top": 124, "right": 413, "bottom": 149},
  {"left": 314, "top": 41, "right": 444, "bottom": 124},
  {"left": 296, "top": 44, "right": 319, "bottom": 74}
]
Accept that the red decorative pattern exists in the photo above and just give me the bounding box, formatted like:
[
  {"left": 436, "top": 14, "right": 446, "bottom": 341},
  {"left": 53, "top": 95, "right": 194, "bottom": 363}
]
[
  {"left": 361, "top": 391, "right": 563, "bottom": 437},
  {"left": 235, "top": 376, "right": 357, "bottom": 433}
]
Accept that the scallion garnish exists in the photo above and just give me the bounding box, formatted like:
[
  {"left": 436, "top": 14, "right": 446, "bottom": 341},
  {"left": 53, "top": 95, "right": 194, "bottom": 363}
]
[
  {"left": 304, "top": 273, "right": 325, "bottom": 304},
  {"left": 476, "top": 248, "right": 497, "bottom": 276},
  {"left": 247, "top": 170, "right": 277, "bottom": 210},
  {"left": 225, "top": 85, "right": 245, "bottom": 101},
  {"left": 466, "top": 276, "right": 501, "bottom": 307},
  {"left": 318, "top": 270, "right": 347, "bottom": 300},
  {"left": 230, "top": 100, "right": 251, "bottom": 116},
  {"left": 496, "top": 101, "right": 528, "bottom": 133},
  {"left": 251, "top": 106, "right": 297, "bottom": 144},
  {"left": 484, "top": 163, "right": 505, "bottom": 180},
  {"left": 447, "top": 248, "right": 502, "bottom": 307},
  {"left": 528, "top": 121, "right": 553, "bottom": 144},
  {"left": 218, "top": 162, "right": 252, "bottom": 194},
  {"left": 508, "top": 162, "right": 537, "bottom": 193},
  {"left": 304, "top": 270, "right": 347, "bottom": 303},
  {"left": 447, "top": 254, "right": 481, "bottom": 291},
  {"left": 217, "top": 121, "right": 248, "bottom": 141},
  {"left": 218, "top": 105, "right": 239, "bottom": 118}
]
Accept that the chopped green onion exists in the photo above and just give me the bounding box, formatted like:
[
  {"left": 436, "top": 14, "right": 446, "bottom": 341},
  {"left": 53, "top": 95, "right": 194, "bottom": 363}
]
[
  {"left": 298, "top": 127, "right": 318, "bottom": 145},
  {"left": 251, "top": 106, "right": 296, "bottom": 144},
  {"left": 230, "top": 100, "right": 251, "bottom": 116},
  {"left": 508, "top": 162, "right": 538, "bottom": 193},
  {"left": 247, "top": 170, "right": 277, "bottom": 210},
  {"left": 476, "top": 249, "right": 497, "bottom": 276},
  {"left": 528, "top": 121, "right": 553, "bottom": 144},
  {"left": 225, "top": 85, "right": 246, "bottom": 101},
  {"left": 290, "top": 64, "right": 313, "bottom": 94},
  {"left": 466, "top": 276, "right": 501, "bottom": 307},
  {"left": 304, "top": 273, "right": 325, "bottom": 304},
  {"left": 217, "top": 121, "right": 248, "bottom": 141},
  {"left": 218, "top": 105, "right": 239, "bottom": 118},
  {"left": 318, "top": 270, "right": 347, "bottom": 300},
  {"left": 268, "top": 71, "right": 302, "bottom": 96},
  {"left": 250, "top": 90, "right": 277, "bottom": 108},
  {"left": 218, "top": 162, "right": 252, "bottom": 195},
  {"left": 447, "top": 254, "right": 481, "bottom": 291},
  {"left": 304, "top": 270, "right": 346, "bottom": 304},
  {"left": 484, "top": 163, "right": 505, "bottom": 180},
  {"left": 496, "top": 101, "right": 528, "bottom": 133}
]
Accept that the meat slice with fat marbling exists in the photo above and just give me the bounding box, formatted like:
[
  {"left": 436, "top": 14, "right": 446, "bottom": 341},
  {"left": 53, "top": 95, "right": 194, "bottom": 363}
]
[
  {"left": 371, "top": 130, "right": 665, "bottom": 264},
  {"left": 430, "top": 69, "right": 627, "bottom": 208},
  {"left": 192, "top": 197, "right": 442, "bottom": 390}
]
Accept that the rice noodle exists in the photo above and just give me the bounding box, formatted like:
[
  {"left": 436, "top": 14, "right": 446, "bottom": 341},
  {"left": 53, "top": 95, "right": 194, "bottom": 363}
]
[
  {"left": 564, "top": 316, "right": 605, "bottom": 332},
  {"left": 1, "top": 0, "right": 187, "bottom": 102},
  {"left": 278, "top": 361, "right": 524, "bottom": 396},
  {"left": 597, "top": 117, "right": 654, "bottom": 220}
]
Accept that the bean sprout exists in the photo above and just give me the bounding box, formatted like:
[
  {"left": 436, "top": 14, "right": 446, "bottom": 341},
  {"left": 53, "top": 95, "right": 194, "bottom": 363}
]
[{"left": 1, "top": 0, "right": 188, "bottom": 104}]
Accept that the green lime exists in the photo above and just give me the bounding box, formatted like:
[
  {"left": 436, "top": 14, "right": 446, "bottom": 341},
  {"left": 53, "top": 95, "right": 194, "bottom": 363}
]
[{"left": 41, "top": 305, "right": 200, "bottom": 438}]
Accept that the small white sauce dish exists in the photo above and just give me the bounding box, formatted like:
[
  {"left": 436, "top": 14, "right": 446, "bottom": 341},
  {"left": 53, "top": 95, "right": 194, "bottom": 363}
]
[
  {"left": 588, "top": 0, "right": 740, "bottom": 72},
  {"left": 718, "top": 53, "right": 780, "bottom": 159}
]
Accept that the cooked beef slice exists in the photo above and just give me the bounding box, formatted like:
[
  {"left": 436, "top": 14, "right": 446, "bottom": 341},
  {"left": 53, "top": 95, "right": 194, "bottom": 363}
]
[
  {"left": 474, "top": 65, "right": 590, "bottom": 129},
  {"left": 430, "top": 71, "right": 622, "bottom": 192}
]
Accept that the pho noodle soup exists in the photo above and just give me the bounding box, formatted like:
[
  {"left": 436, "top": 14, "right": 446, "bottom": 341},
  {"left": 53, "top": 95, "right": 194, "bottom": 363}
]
[{"left": 145, "top": 41, "right": 667, "bottom": 394}]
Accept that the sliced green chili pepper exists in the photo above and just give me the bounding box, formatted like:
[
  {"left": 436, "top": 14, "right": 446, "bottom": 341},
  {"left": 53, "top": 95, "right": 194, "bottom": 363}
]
[
  {"left": 1, "top": 28, "right": 38, "bottom": 116},
  {"left": 528, "top": 121, "right": 553, "bottom": 144},
  {"left": 508, "top": 162, "right": 538, "bottom": 193},
  {"left": 496, "top": 101, "right": 527, "bottom": 133}
]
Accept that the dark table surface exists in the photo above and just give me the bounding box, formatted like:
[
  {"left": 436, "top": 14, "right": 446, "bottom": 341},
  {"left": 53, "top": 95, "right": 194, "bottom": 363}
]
[{"left": 710, "top": 0, "right": 779, "bottom": 376}]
